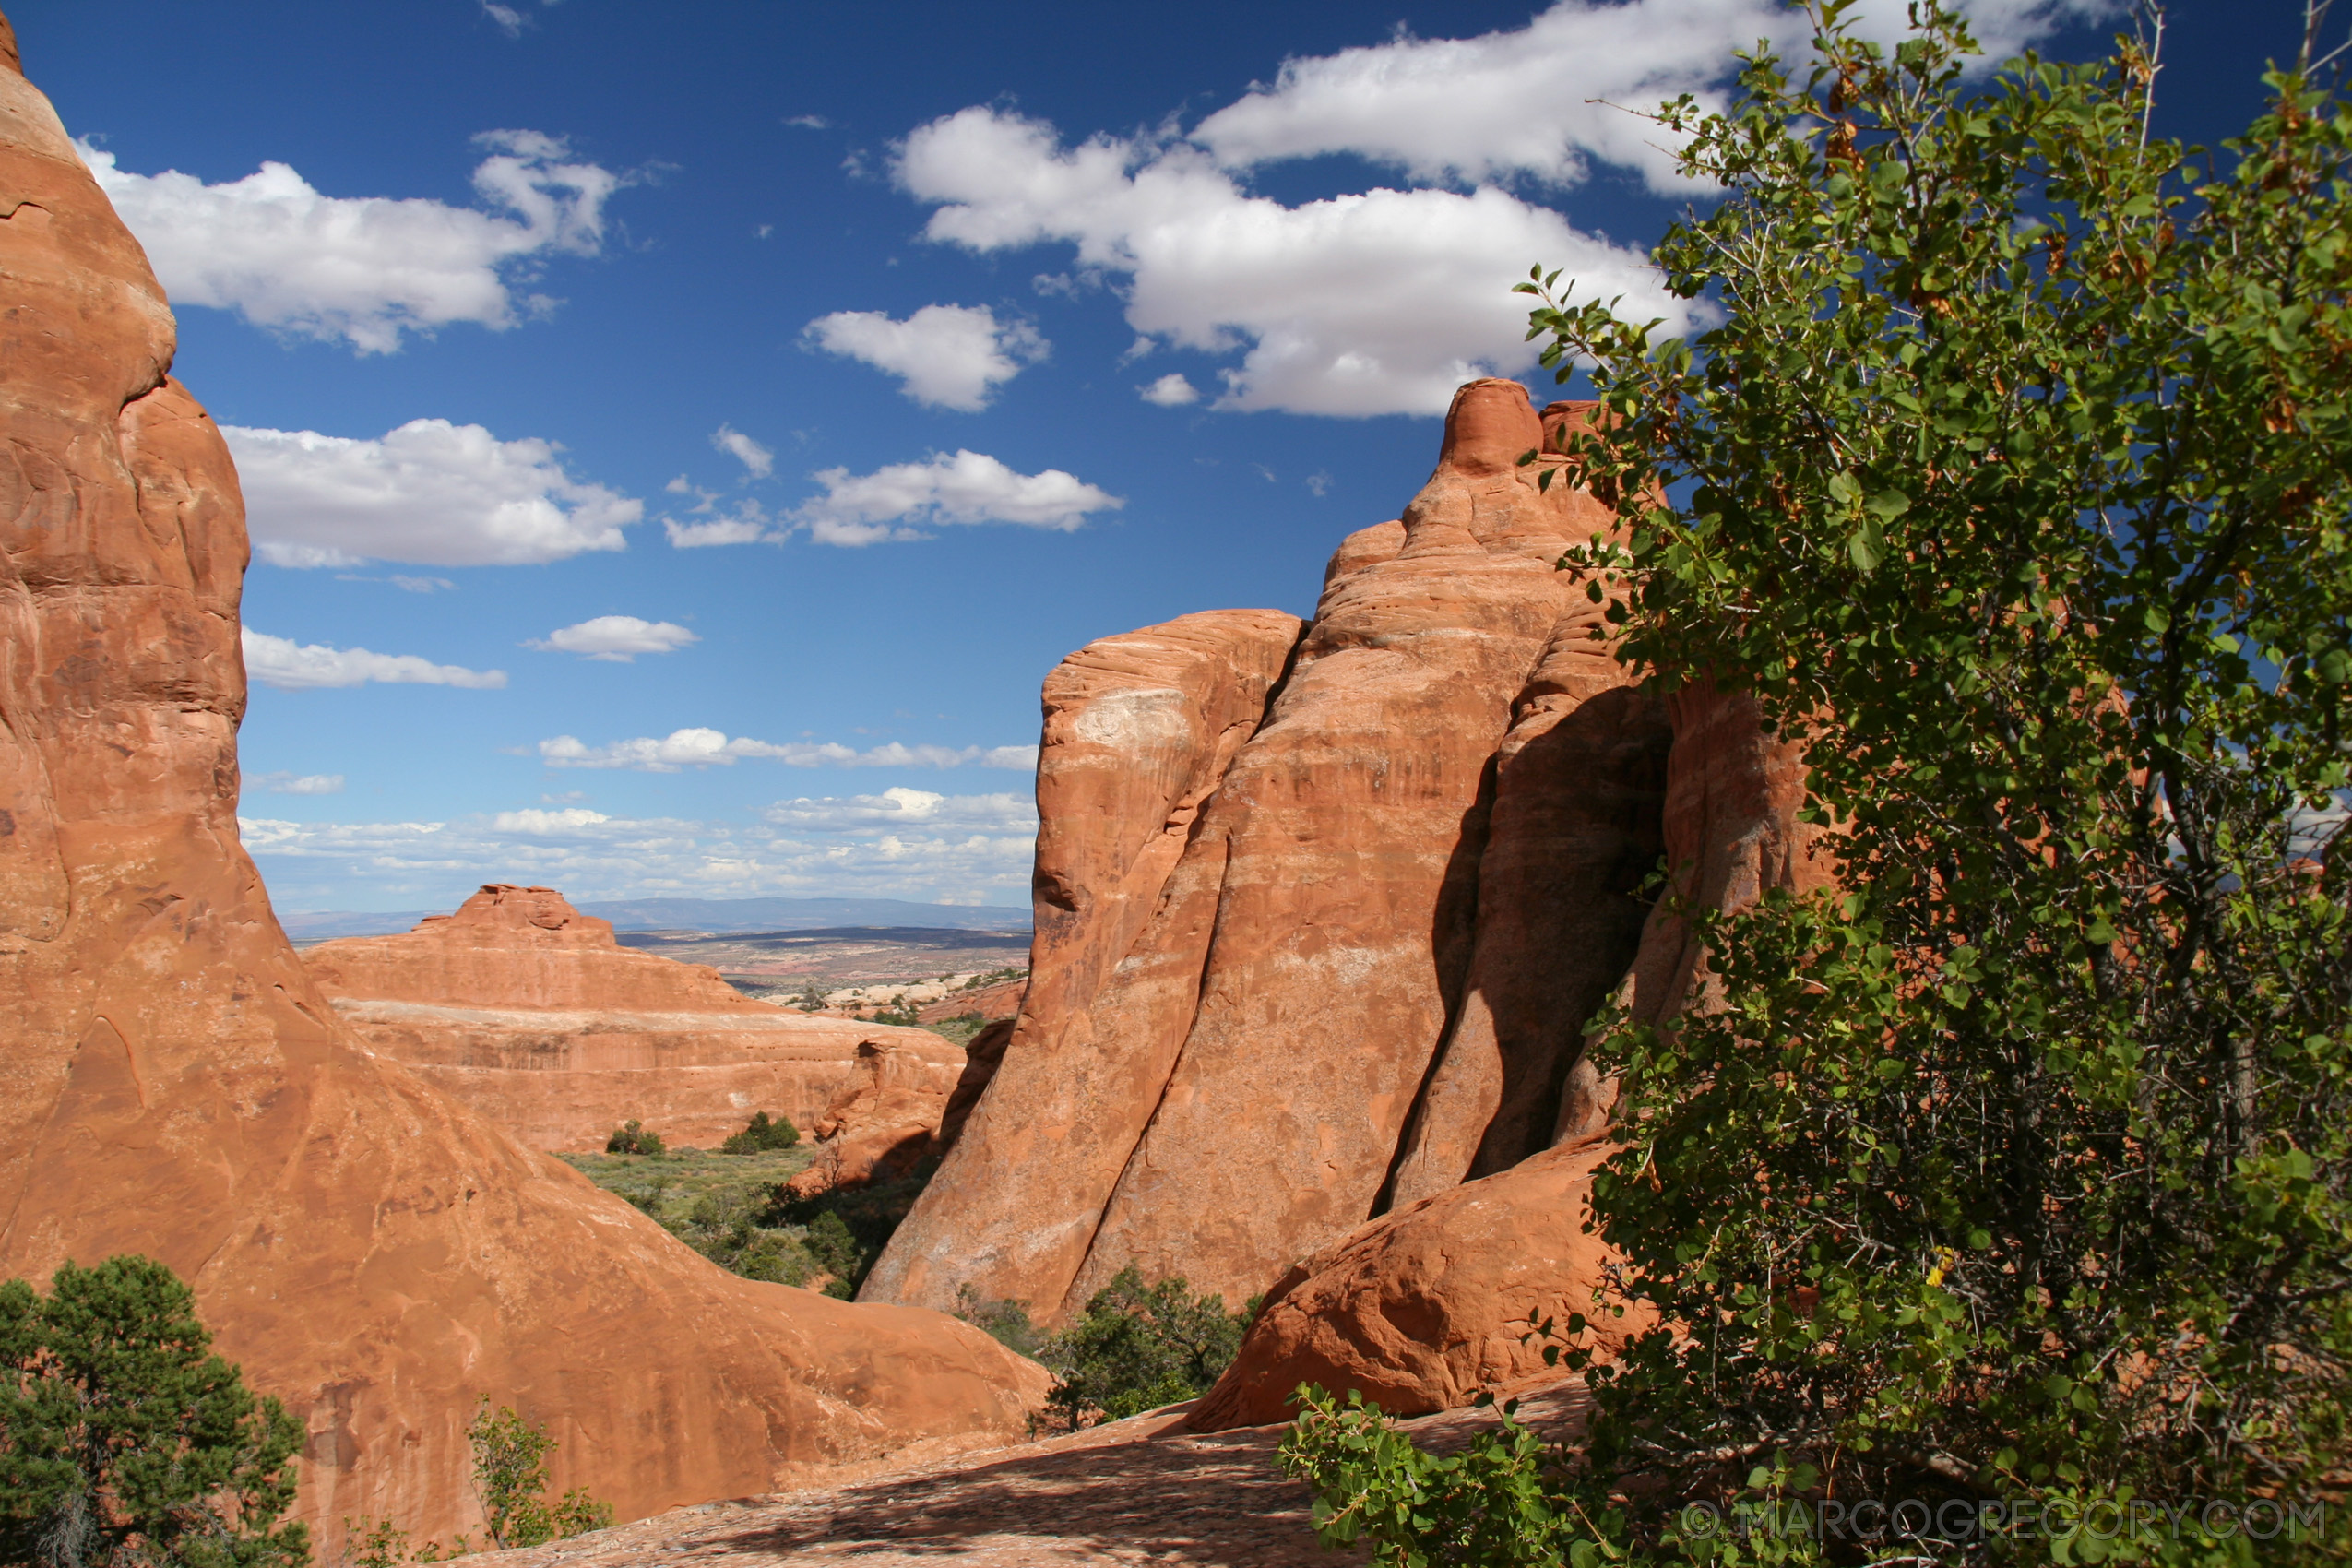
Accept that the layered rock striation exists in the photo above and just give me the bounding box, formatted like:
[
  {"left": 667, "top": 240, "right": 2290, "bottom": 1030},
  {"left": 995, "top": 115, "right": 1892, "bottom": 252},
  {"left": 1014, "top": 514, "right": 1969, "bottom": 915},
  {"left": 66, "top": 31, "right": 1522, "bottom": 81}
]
[
  {"left": 0, "top": 18, "right": 1041, "bottom": 1549},
  {"left": 867, "top": 382, "right": 1678, "bottom": 1324},
  {"left": 303, "top": 885, "right": 956, "bottom": 1152}
]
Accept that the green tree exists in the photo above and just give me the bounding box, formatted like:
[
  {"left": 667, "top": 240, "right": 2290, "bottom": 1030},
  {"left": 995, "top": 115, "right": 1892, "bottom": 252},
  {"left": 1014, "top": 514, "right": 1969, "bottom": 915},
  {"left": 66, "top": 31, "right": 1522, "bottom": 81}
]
[
  {"left": 603, "top": 1120, "right": 664, "bottom": 1158},
  {"left": 719, "top": 1112, "right": 800, "bottom": 1156},
  {"left": 0, "top": 1256, "right": 308, "bottom": 1568},
  {"left": 1041, "top": 1267, "right": 1251, "bottom": 1428},
  {"left": 1283, "top": 3, "right": 2352, "bottom": 1562},
  {"left": 465, "top": 1401, "right": 611, "bottom": 1551}
]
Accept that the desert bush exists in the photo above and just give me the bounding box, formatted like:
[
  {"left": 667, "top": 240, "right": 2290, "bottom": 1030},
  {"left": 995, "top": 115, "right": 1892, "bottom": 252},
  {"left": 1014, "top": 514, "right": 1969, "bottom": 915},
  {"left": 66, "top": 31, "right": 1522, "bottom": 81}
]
[
  {"left": 951, "top": 1285, "right": 1046, "bottom": 1360},
  {"left": 719, "top": 1111, "right": 800, "bottom": 1155},
  {"left": 602, "top": 1120, "right": 664, "bottom": 1157},
  {"left": 769, "top": 1165, "right": 936, "bottom": 1299},
  {"left": 1281, "top": 3, "right": 2352, "bottom": 1562},
  {"left": 465, "top": 1400, "right": 611, "bottom": 1550},
  {"left": 1039, "top": 1266, "right": 1251, "bottom": 1428},
  {"left": 0, "top": 1255, "right": 308, "bottom": 1568}
]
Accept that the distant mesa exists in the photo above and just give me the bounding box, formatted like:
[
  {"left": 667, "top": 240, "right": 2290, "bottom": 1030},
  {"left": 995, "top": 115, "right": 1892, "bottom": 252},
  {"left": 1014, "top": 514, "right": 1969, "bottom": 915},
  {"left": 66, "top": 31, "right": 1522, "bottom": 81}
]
[
  {"left": 303, "top": 884, "right": 967, "bottom": 1152},
  {"left": 0, "top": 20, "right": 1042, "bottom": 1553},
  {"left": 278, "top": 895, "right": 1031, "bottom": 944}
]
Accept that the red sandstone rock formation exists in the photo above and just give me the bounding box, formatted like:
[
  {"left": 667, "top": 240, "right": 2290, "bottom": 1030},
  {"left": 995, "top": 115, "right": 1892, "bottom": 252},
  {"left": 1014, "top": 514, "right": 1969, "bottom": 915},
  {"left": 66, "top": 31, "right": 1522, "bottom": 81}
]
[
  {"left": 867, "top": 382, "right": 1671, "bottom": 1324},
  {"left": 782, "top": 1037, "right": 967, "bottom": 1200},
  {"left": 0, "top": 19, "right": 1042, "bottom": 1550},
  {"left": 932, "top": 1017, "right": 1012, "bottom": 1160},
  {"left": 916, "top": 977, "right": 1026, "bottom": 1025},
  {"left": 1187, "top": 1135, "right": 1651, "bottom": 1429},
  {"left": 303, "top": 885, "right": 952, "bottom": 1151},
  {"left": 305, "top": 884, "right": 762, "bottom": 1013}
]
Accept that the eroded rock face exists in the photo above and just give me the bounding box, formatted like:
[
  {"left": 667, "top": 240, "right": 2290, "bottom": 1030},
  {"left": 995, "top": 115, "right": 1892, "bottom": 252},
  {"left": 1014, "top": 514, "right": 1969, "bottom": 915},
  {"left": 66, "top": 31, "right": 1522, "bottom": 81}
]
[
  {"left": 1186, "top": 1135, "right": 1651, "bottom": 1430},
  {"left": 0, "top": 21, "right": 1042, "bottom": 1550},
  {"left": 783, "top": 1036, "right": 968, "bottom": 1201},
  {"left": 869, "top": 382, "right": 1669, "bottom": 1324},
  {"left": 303, "top": 885, "right": 945, "bottom": 1151}
]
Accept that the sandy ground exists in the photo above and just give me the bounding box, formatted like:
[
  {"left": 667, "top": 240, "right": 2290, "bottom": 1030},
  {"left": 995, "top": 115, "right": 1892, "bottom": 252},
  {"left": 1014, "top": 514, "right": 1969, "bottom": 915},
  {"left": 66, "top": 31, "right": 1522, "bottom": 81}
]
[{"left": 487, "top": 1382, "right": 1590, "bottom": 1568}]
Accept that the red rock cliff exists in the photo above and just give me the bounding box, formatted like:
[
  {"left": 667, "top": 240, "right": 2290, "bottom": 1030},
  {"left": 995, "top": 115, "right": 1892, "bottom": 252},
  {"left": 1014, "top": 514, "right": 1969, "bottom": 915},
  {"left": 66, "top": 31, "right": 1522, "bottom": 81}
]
[
  {"left": 0, "top": 17, "right": 1042, "bottom": 1549},
  {"left": 866, "top": 381, "right": 1674, "bottom": 1322}
]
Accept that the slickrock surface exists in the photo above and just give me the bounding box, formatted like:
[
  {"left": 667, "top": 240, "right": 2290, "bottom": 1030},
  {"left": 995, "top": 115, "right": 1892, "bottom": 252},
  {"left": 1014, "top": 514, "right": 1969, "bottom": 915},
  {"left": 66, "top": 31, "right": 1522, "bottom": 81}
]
[
  {"left": 0, "top": 18, "right": 1042, "bottom": 1550},
  {"left": 870, "top": 381, "right": 1657, "bottom": 1324},
  {"left": 861, "top": 609, "right": 1305, "bottom": 1317},
  {"left": 491, "top": 1382, "right": 1591, "bottom": 1568},
  {"left": 305, "top": 885, "right": 956, "bottom": 1151},
  {"left": 1188, "top": 1135, "right": 1647, "bottom": 1431},
  {"left": 783, "top": 1036, "right": 967, "bottom": 1199}
]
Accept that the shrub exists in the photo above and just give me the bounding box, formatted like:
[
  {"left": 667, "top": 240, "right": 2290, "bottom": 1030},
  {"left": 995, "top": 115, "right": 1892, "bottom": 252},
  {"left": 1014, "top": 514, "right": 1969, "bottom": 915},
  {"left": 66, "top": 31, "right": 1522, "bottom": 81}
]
[
  {"left": 1039, "top": 1266, "right": 1250, "bottom": 1428},
  {"left": 719, "top": 1111, "right": 799, "bottom": 1155},
  {"left": 0, "top": 1254, "right": 309, "bottom": 1568},
  {"left": 769, "top": 1166, "right": 936, "bottom": 1300},
  {"left": 603, "top": 1120, "right": 664, "bottom": 1157},
  {"left": 465, "top": 1400, "right": 612, "bottom": 1550},
  {"left": 951, "top": 1285, "right": 1045, "bottom": 1360}
]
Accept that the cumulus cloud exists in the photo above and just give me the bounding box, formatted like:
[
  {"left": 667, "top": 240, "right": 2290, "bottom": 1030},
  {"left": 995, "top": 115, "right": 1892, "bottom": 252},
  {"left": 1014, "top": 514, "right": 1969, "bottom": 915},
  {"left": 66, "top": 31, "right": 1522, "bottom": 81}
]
[
  {"left": 895, "top": 109, "right": 1698, "bottom": 416},
  {"left": 525, "top": 615, "right": 698, "bottom": 661},
  {"left": 763, "top": 787, "right": 1037, "bottom": 833},
  {"left": 81, "top": 131, "right": 623, "bottom": 353},
  {"left": 537, "top": 728, "right": 1037, "bottom": 773},
  {"left": 240, "top": 791, "right": 1039, "bottom": 907},
  {"left": 1139, "top": 373, "right": 1200, "bottom": 407},
  {"left": 663, "top": 510, "right": 773, "bottom": 549},
  {"left": 803, "top": 303, "right": 1049, "bottom": 410},
  {"left": 224, "top": 419, "right": 640, "bottom": 568},
  {"left": 250, "top": 771, "right": 346, "bottom": 795},
  {"left": 711, "top": 424, "right": 775, "bottom": 478},
  {"left": 243, "top": 630, "right": 507, "bottom": 691},
  {"left": 795, "top": 450, "right": 1121, "bottom": 546},
  {"left": 889, "top": 1, "right": 2106, "bottom": 416},
  {"left": 1192, "top": 0, "right": 2106, "bottom": 194}
]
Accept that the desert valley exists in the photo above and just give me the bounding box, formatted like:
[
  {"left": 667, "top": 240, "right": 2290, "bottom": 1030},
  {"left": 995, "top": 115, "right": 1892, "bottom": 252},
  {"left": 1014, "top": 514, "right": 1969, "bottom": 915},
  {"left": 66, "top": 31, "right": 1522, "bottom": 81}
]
[{"left": 5, "top": 3, "right": 2345, "bottom": 1565}]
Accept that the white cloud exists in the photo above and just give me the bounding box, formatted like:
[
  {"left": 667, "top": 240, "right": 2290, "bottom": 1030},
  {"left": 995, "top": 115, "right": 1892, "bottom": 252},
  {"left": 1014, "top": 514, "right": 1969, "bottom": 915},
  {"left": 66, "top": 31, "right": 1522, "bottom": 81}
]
[
  {"left": 1190, "top": 0, "right": 2108, "bottom": 195},
  {"left": 711, "top": 424, "right": 775, "bottom": 478},
  {"left": 803, "top": 303, "right": 1048, "bottom": 410},
  {"left": 764, "top": 788, "right": 1037, "bottom": 833},
  {"left": 392, "top": 575, "right": 457, "bottom": 593},
  {"left": 795, "top": 449, "right": 1121, "bottom": 546},
  {"left": 537, "top": 729, "right": 1037, "bottom": 773},
  {"left": 493, "top": 807, "right": 611, "bottom": 832},
  {"left": 81, "top": 131, "right": 622, "bottom": 353},
  {"left": 895, "top": 109, "right": 1698, "bottom": 417},
  {"left": 664, "top": 512, "right": 774, "bottom": 549},
  {"left": 889, "top": 1, "right": 2107, "bottom": 417},
  {"left": 224, "top": 420, "right": 640, "bottom": 568},
  {"left": 482, "top": 2, "right": 528, "bottom": 35},
  {"left": 250, "top": 771, "right": 346, "bottom": 795},
  {"left": 525, "top": 615, "right": 698, "bottom": 661},
  {"left": 243, "top": 629, "right": 507, "bottom": 692},
  {"left": 1139, "top": 373, "right": 1199, "bottom": 407},
  {"left": 240, "top": 792, "right": 1039, "bottom": 907}
]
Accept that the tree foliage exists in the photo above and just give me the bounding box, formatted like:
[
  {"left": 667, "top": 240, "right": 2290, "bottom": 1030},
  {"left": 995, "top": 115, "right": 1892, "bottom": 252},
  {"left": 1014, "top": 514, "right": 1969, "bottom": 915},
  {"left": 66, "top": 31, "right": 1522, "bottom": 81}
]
[
  {"left": 603, "top": 1120, "right": 665, "bottom": 1158},
  {"left": 1040, "top": 1267, "right": 1251, "bottom": 1428},
  {"left": 0, "top": 1256, "right": 307, "bottom": 1568},
  {"left": 719, "top": 1111, "right": 800, "bottom": 1156},
  {"left": 1283, "top": 2, "right": 2352, "bottom": 1562},
  {"left": 465, "top": 1400, "right": 610, "bottom": 1551}
]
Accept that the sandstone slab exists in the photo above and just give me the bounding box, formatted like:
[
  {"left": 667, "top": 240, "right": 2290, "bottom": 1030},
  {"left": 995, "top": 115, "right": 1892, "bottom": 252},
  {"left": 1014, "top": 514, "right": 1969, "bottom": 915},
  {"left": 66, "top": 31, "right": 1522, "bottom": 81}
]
[{"left": 1186, "top": 1135, "right": 1647, "bottom": 1430}]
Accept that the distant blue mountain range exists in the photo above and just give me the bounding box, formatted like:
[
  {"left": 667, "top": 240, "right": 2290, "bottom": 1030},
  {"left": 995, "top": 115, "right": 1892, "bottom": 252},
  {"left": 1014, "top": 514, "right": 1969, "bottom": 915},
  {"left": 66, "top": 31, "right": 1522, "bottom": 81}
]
[{"left": 277, "top": 896, "right": 1032, "bottom": 943}]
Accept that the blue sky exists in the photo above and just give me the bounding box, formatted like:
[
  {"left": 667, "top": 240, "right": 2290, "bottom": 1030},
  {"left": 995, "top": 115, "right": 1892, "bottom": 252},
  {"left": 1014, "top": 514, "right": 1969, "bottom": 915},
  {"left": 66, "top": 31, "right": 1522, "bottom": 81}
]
[{"left": 8, "top": 0, "right": 2299, "bottom": 911}]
